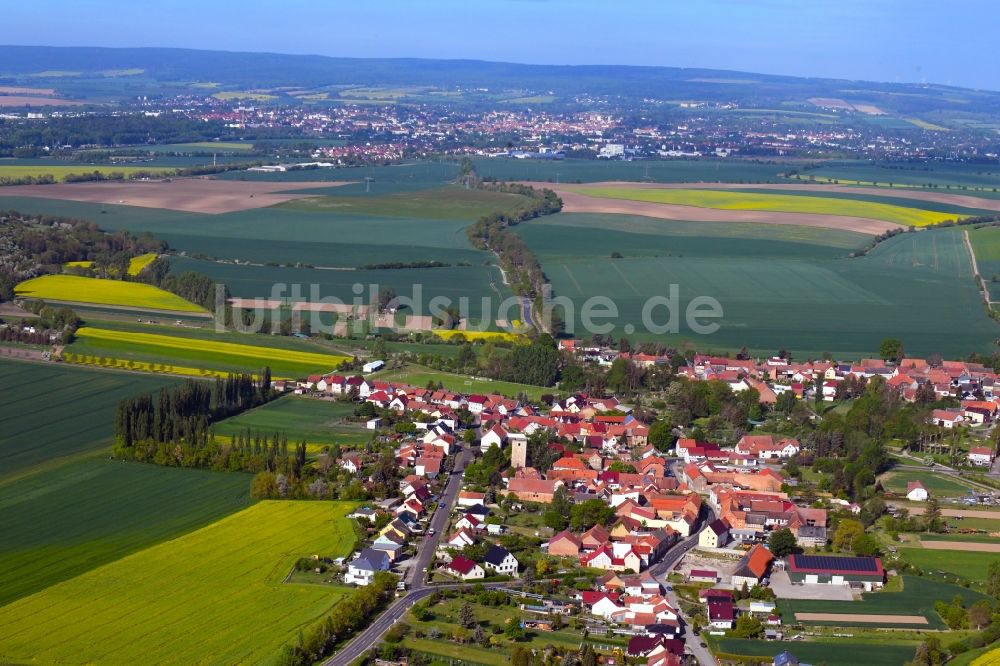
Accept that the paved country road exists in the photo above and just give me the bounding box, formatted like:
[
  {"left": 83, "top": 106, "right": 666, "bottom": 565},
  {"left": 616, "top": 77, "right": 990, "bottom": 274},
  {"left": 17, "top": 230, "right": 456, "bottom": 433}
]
[
  {"left": 324, "top": 453, "right": 717, "bottom": 665},
  {"left": 321, "top": 447, "right": 473, "bottom": 666}
]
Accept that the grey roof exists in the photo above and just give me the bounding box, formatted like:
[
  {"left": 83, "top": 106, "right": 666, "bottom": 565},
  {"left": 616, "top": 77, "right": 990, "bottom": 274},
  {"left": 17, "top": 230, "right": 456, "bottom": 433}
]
[
  {"left": 352, "top": 547, "right": 390, "bottom": 572},
  {"left": 483, "top": 544, "right": 512, "bottom": 566},
  {"left": 796, "top": 525, "right": 826, "bottom": 538}
]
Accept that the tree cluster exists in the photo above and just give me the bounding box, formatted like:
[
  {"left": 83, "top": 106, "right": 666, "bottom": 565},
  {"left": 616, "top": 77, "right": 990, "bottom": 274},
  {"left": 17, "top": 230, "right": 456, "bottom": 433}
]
[
  {"left": 465, "top": 183, "right": 561, "bottom": 303},
  {"left": 275, "top": 571, "right": 398, "bottom": 666},
  {"left": 113, "top": 372, "right": 272, "bottom": 456}
]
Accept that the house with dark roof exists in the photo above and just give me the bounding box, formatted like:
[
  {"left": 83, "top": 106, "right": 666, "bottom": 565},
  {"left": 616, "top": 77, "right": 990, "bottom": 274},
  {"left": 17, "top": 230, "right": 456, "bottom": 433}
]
[
  {"left": 698, "top": 518, "right": 729, "bottom": 548},
  {"left": 345, "top": 548, "right": 390, "bottom": 586},
  {"left": 707, "top": 598, "right": 735, "bottom": 629},
  {"left": 483, "top": 544, "right": 519, "bottom": 577},
  {"left": 786, "top": 554, "right": 884, "bottom": 590}
]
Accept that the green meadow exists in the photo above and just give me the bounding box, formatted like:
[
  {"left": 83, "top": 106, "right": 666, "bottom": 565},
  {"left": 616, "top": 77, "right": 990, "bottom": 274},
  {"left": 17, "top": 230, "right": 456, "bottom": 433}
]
[
  {"left": 776, "top": 576, "right": 989, "bottom": 629},
  {"left": 520, "top": 213, "right": 996, "bottom": 357},
  {"left": 0, "top": 359, "right": 179, "bottom": 479},
  {"left": 882, "top": 470, "right": 977, "bottom": 497},
  {"left": 214, "top": 395, "right": 371, "bottom": 447},
  {"left": 0, "top": 457, "right": 251, "bottom": 606}
]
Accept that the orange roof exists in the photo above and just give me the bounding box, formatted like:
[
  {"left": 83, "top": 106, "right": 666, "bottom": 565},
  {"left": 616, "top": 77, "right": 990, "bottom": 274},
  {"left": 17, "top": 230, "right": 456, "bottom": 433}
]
[{"left": 745, "top": 544, "right": 774, "bottom": 579}]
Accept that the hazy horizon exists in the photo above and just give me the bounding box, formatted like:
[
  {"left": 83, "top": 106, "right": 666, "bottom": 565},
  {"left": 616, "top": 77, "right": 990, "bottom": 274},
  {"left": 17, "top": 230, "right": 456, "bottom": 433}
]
[{"left": 4, "top": 0, "right": 997, "bottom": 91}]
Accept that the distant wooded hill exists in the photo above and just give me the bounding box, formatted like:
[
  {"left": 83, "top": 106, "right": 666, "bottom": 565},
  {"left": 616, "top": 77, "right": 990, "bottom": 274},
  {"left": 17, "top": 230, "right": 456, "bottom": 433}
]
[{"left": 1, "top": 45, "right": 999, "bottom": 118}]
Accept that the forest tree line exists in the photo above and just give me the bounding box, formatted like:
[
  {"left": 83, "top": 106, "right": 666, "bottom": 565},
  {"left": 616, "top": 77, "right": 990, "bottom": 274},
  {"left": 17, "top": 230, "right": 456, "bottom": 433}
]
[
  {"left": 465, "top": 181, "right": 561, "bottom": 303},
  {"left": 113, "top": 371, "right": 273, "bottom": 455}
]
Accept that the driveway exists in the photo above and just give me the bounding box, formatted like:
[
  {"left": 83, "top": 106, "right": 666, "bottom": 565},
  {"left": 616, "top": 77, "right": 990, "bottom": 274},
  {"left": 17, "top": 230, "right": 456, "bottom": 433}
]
[{"left": 769, "top": 571, "right": 854, "bottom": 601}]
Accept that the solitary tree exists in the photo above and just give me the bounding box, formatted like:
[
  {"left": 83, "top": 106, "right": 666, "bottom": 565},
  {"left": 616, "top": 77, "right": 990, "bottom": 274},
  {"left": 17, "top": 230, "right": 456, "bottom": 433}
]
[
  {"left": 459, "top": 602, "right": 476, "bottom": 629},
  {"left": 879, "top": 338, "right": 905, "bottom": 363},
  {"left": 767, "top": 528, "right": 798, "bottom": 557}
]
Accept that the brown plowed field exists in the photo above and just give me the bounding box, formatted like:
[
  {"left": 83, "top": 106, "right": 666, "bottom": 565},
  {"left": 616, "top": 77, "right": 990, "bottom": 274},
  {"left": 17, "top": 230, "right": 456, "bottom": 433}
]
[
  {"left": 920, "top": 540, "right": 1000, "bottom": 553},
  {"left": 795, "top": 612, "right": 929, "bottom": 624},
  {"left": 0, "top": 178, "right": 349, "bottom": 214}
]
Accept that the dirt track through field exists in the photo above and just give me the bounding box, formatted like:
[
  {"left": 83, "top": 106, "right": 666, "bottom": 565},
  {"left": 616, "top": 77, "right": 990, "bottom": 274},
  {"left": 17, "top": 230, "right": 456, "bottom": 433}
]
[
  {"left": 920, "top": 540, "right": 1000, "bottom": 553},
  {"left": 0, "top": 178, "right": 350, "bottom": 214},
  {"left": 555, "top": 181, "right": 1000, "bottom": 213},
  {"left": 545, "top": 187, "right": 902, "bottom": 235},
  {"left": 795, "top": 612, "right": 929, "bottom": 625}
]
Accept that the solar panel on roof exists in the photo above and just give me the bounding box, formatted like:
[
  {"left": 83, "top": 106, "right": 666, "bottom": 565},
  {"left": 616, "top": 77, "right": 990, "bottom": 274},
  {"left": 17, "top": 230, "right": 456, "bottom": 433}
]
[{"left": 790, "top": 555, "right": 879, "bottom": 573}]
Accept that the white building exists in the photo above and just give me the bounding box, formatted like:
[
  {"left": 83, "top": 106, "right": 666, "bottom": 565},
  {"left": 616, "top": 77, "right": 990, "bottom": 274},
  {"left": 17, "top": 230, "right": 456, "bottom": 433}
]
[
  {"left": 599, "top": 143, "right": 625, "bottom": 158},
  {"left": 906, "top": 480, "right": 928, "bottom": 502},
  {"left": 483, "top": 544, "right": 519, "bottom": 577},
  {"left": 344, "top": 548, "right": 390, "bottom": 586}
]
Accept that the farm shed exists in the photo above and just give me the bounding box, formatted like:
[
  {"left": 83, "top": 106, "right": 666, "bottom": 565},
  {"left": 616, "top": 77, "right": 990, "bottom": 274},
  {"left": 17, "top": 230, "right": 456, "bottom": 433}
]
[{"left": 786, "top": 554, "right": 884, "bottom": 590}]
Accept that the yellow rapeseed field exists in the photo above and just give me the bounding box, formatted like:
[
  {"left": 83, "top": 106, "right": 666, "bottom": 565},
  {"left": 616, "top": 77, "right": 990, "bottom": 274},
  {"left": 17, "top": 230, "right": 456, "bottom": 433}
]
[
  {"left": 0, "top": 165, "right": 175, "bottom": 182},
  {"left": 64, "top": 259, "right": 94, "bottom": 269},
  {"left": 61, "top": 352, "right": 235, "bottom": 379},
  {"left": 127, "top": 252, "right": 158, "bottom": 276},
  {"left": 0, "top": 501, "right": 357, "bottom": 665},
  {"left": 435, "top": 329, "right": 527, "bottom": 343},
  {"left": 74, "top": 326, "right": 351, "bottom": 369},
  {"left": 15, "top": 274, "right": 207, "bottom": 312},
  {"left": 578, "top": 187, "right": 963, "bottom": 227}
]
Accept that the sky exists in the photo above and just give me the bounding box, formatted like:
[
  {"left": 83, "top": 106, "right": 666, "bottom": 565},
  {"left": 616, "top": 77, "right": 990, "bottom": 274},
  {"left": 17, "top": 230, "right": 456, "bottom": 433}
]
[{"left": 4, "top": 0, "right": 997, "bottom": 90}]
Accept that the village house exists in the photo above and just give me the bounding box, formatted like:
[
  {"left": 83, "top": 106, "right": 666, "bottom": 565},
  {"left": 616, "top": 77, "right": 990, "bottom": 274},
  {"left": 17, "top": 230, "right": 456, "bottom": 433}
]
[
  {"left": 698, "top": 519, "right": 730, "bottom": 549},
  {"left": 968, "top": 446, "right": 996, "bottom": 467},
  {"left": 483, "top": 544, "right": 519, "bottom": 576},
  {"left": 731, "top": 544, "right": 774, "bottom": 589},
  {"left": 906, "top": 480, "right": 929, "bottom": 502},
  {"left": 345, "top": 548, "right": 391, "bottom": 586},
  {"left": 446, "top": 555, "right": 485, "bottom": 580}
]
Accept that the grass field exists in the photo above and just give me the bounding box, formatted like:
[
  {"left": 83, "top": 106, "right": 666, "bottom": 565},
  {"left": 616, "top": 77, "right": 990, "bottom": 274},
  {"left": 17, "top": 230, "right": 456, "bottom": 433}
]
[
  {"left": 0, "top": 458, "right": 251, "bottom": 606},
  {"left": 170, "top": 257, "right": 506, "bottom": 324},
  {"left": 0, "top": 500, "right": 356, "bottom": 665},
  {"left": 576, "top": 187, "right": 964, "bottom": 226},
  {"left": 883, "top": 470, "right": 977, "bottom": 497},
  {"left": 800, "top": 162, "right": 1000, "bottom": 195},
  {"left": 376, "top": 363, "right": 548, "bottom": 400},
  {"left": 149, "top": 141, "right": 256, "bottom": 152},
  {"left": 126, "top": 252, "right": 158, "bottom": 275},
  {"left": 470, "top": 157, "right": 791, "bottom": 184},
  {"left": 898, "top": 548, "right": 999, "bottom": 582},
  {"left": 280, "top": 185, "right": 531, "bottom": 220},
  {"left": 16, "top": 274, "right": 207, "bottom": 312},
  {"left": 776, "top": 576, "right": 988, "bottom": 628},
  {"left": 0, "top": 164, "right": 176, "bottom": 182},
  {"left": 920, "top": 533, "right": 1000, "bottom": 544},
  {"left": 953, "top": 644, "right": 1000, "bottom": 665},
  {"left": 521, "top": 214, "right": 996, "bottom": 357},
  {"left": 212, "top": 90, "right": 277, "bottom": 101},
  {"left": 213, "top": 395, "right": 371, "bottom": 447},
  {"left": 969, "top": 226, "right": 1000, "bottom": 300},
  {"left": 72, "top": 326, "right": 350, "bottom": 378},
  {"left": 0, "top": 359, "right": 179, "bottom": 479},
  {"left": 714, "top": 638, "right": 916, "bottom": 666},
  {"left": 947, "top": 517, "right": 1000, "bottom": 532}
]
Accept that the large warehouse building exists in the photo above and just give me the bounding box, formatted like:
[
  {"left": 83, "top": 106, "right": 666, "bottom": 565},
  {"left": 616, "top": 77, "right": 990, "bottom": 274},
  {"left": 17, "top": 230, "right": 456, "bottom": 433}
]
[{"left": 786, "top": 554, "right": 885, "bottom": 591}]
